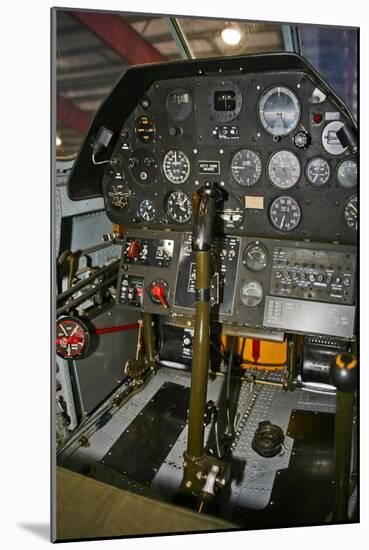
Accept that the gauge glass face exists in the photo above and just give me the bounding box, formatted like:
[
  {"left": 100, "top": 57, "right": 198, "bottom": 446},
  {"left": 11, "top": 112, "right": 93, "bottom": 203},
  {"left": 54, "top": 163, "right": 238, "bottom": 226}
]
[
  {"left": 259, "top": 86, "right": 301, "bottom": 137},
  {"left": 240, "top": 281, "right": 264, "bottom": 307},
  {"left": 337, "top": 160, "right": 357, "bottom": 189},
  {"left": 268, "top": 150, "right": 301, "bottom": 189},
  {"left": 344, "top": 195, "right": 357, "bottom": 231},
  {"left": 107, "top": 181, "right": 130, "bottom": 209},
  {"left": 269, "top": 196, "right": 301, "bottom": 232},
  {"left": 231, "top": 149, "right": 262, "bottom": 187},
  {"left": 209, "top": 81, "right": 242, "bottom": 122},
  {"left": 138, "top": 199, "right": 156, "bottom": 222},
  {"left": 306, "top": 157, "right": 331, "bottom": 187},
  {"left": 243, "top": 242, "right": 269, "bottom": 272},
  {"left": 166, "top": 88, "right": 193, "bottom": 121},
  {"left": 166, "top": 191, "right": 192, "bottom": 223},
  {"left": 56, "top": 317, "right": 90, "bottom": 359},
  {"left": 216, "top": 193, "right": 244, "bottom": 229},
  {"left": 163, "top": 149, "right": 190, "bottom": 184}
]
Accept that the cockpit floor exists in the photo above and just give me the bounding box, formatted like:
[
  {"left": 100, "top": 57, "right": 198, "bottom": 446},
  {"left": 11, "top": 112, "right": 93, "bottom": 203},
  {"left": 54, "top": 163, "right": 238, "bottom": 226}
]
[{"left": 58, "top": 367, "right": 337, "bottom": 528}]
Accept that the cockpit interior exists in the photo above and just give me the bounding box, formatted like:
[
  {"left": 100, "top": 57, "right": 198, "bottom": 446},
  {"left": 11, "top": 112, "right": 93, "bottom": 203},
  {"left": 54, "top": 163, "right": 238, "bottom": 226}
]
[{"left": 53, "top": 10, "right": 358, "bottom": 541}]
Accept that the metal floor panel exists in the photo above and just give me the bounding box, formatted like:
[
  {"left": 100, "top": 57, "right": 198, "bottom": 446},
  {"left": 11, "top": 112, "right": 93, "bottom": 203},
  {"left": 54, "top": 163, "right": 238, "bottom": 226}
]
[{"left": 59, "top": 367, "right": 336, "bottom": 515}]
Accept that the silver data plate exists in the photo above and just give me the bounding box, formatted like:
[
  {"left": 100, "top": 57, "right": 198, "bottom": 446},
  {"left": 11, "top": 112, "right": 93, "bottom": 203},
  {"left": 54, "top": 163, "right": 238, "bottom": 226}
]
[{"left": 263, "top": 296, "right": 355, "bottom": 338}]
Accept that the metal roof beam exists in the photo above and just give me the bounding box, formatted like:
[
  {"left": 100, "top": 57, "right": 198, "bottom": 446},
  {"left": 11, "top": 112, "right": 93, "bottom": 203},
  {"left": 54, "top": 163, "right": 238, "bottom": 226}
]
[{"left": 71, "top": 11, "right": 166, "bottom": 65}]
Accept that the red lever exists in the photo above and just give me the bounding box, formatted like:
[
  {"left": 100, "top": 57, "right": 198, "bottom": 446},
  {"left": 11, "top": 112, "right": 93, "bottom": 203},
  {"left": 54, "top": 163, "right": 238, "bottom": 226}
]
[
  {"left": 127, "top": 239, "right": 140, "bottom": 259},
  {"left": 151, "top": 283, "right": 169, "bottom": 309},
  {"left": 252, "top": 339, "right": 261, "bottom": 363}
]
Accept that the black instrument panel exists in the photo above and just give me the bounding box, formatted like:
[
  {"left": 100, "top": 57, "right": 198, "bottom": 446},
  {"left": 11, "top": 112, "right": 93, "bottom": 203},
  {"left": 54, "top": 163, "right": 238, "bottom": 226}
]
[
  {"left": 116, "top": 228, "right": 356, "bottom": 339},
  {"left": 102, "top": 64, "right": 357, "bottom": 245}
]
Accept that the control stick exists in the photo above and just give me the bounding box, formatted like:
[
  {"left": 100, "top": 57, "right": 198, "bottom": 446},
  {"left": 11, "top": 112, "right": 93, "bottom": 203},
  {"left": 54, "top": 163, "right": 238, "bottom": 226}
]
[{"left": 181, "top": 183, "right": 225, "bottom": 498}]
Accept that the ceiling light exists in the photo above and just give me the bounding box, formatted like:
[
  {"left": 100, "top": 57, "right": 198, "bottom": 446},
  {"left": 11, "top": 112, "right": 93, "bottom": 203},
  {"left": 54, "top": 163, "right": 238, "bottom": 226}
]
[
  {"left": 56, "top": 135, "right": 62, "bottom": 147},
  {"left": 221, "top": 27, "right": 241, "bottom": 46}
]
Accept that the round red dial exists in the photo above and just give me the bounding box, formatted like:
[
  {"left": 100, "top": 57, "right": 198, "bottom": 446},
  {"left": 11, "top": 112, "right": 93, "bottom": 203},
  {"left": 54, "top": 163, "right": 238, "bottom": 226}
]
[{"left": 56, "top": 316, "right": 90, "bottom": 360}]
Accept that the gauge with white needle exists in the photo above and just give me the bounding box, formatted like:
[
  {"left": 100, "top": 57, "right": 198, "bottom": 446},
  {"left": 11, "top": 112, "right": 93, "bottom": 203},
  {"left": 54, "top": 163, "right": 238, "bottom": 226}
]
[
  {"left": 231, "top": 149, "right": 262, "bottom": 186},
  {"left": 306, "top": 157, "right": 331, "bottom": 187},
  {"left": 269, "top": 195, "right": 301, "bottom": 232},
  {"left": 163, "top": 149, "right": 190, "bottom": 184},
  {"left": 56, "top": 316, "right": 90, "bottom": 360}
]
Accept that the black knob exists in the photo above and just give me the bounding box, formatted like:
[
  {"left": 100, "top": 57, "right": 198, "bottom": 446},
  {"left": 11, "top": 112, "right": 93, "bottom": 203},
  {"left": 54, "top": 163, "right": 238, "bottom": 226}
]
[
  {"left": 330, "top": 353, "right": 357, "bottom": 392},
  {"left": 293, "top": 130, "right": 311, "bottom": 149}
]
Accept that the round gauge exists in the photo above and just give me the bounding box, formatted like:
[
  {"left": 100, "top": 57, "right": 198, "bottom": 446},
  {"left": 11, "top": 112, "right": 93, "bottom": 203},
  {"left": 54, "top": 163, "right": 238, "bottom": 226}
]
[
  {"left": 231, "top": 149, "right": 262, "bottom": 187},
  {"left": 306, "top": 157, "right": 331, "bottom": 187},
  {"left": 166, "top": 191, "right": 192, "bottom": 223},
  {"left": 321, "top": 121, "right": 346, "bottom": 155},
  {"left": 56, "top": 316, "right": 90, "bottom": 360},
  {"left": 344, "top": 195, "right": 357, "bottom": 232},
  {"left": 243, "top": 241, "right": 269, "bottom": 272},
  {"left": 162, "top": 149, "right": 190, "bottom": 184},
  {"left": 268, "top": 150, "right": 301, "bottom": 189},
  {"left": 209, "top": 80, "right": 242, "bottom": 123},
  {"left": 107, "top": 181, "right": 130, "bottom": 210},
  {"left": 269, "top": 196, "right": 301, "bottom": 232},
  {"left": 166, "top": 88, "right": 193, "bottom": 121},
  {"left": 337, "top": 159, "right": 357, "bottom": 189},
  {"left": 240, "top": 281, "right": 264, "bottom": 307},
  {"left": 138, "top": 199, "right": 156, "bottom": 222},
  {"left": 135, "top": 116, "right": 155, "bottom": 143},
  {"left": 259, "top": 86, "right": 301, "bottom": 137},
  {"left": 216, "top": 193, "right": 244, "bottom": 229}
]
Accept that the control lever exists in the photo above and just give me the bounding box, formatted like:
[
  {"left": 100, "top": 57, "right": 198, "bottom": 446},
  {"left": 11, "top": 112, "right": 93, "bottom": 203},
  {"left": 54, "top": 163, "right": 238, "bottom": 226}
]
[
  {"left": 149, "top": 279, "right": 170, "bottom": 309},
  {"left": 192, "top": 183, "right": 223, "bottom": 252},
  {"left": 181, "top": 183, "right": 227, "bottom": 498},
  {"left": 330, "top": 352, "right": 357, "bottom": 521}
]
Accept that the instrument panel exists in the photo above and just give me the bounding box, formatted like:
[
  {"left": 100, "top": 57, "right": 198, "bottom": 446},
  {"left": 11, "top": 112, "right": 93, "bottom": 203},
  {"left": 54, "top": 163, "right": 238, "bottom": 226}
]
[
  {"left": 67, "top": 53, "right": 358, "bottom": 339},
  {"left": 116, "top": 228, "right": 356, "bottom": 339},
  {"left": 102, "top": 65, "right": 357, "bottom": 244}
]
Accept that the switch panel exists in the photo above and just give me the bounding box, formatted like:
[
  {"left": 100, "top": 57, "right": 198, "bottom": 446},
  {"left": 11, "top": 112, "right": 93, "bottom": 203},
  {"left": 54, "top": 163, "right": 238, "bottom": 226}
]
[
  {"left": 119, "top": 275, "right": 144, "bottom": 307},
  {"left": 270, "top": 247, "right": 356, "bottom": 304},
  {"left": 123, "top": 237, "right": 174, "bottom": 268}
]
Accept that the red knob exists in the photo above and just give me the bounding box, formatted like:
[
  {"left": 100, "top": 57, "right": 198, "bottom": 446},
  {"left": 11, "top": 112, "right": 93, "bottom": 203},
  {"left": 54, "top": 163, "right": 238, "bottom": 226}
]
[{"left": 151, "top": 282, "right": 169, "bottom": 309}]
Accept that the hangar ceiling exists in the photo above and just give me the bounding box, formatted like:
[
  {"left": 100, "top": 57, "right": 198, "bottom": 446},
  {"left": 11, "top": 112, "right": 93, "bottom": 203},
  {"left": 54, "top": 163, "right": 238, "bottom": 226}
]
[{"left": 55, "top": 10, "right": 357, "bottom": 158}]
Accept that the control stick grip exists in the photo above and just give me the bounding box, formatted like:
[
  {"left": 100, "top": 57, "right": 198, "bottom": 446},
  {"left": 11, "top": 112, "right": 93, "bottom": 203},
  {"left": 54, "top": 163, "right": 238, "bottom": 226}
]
[{"left": 192, "top": 184, "right": 223, "bottom": 252}]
